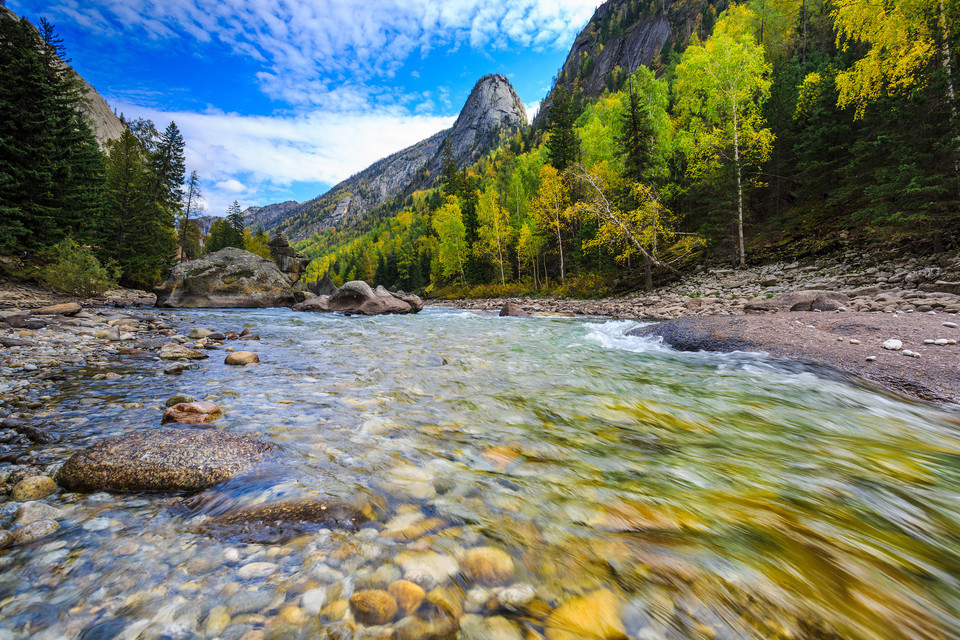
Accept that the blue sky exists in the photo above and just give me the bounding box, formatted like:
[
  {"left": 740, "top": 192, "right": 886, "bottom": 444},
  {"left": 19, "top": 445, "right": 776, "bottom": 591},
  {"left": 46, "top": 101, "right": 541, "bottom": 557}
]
[{"left": 11, "top": 0, "right": 602, "bottom": 216}]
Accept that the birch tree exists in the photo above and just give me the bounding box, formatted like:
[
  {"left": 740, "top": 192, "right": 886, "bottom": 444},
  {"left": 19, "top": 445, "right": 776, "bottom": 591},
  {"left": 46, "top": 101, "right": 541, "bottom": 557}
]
[{"left": 674, "top": 19, "right": 773, "bottom": 268}]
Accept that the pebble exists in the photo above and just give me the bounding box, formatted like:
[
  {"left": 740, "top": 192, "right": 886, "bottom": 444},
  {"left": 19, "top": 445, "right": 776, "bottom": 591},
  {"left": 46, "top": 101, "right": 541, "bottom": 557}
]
[
  {"left": 849, "top": 339, "right": 860, "bottom": 345},
  {"left": 388, "top": 580, "right": 426, "bottom": 616},
  {"left": 10, "top": 475, "right": 57, "bottom": 501},
  {"left": 15, "top": 501, "right": 63, "bottom": 526},
  {"left": 462, "top": 546, "right": 515, "bottom": 586},
  {"left": 237, "top": 562, "right": 278, "bottom": 579},
  {"left": 944, "top": 322, "right": 958, "bottom": 328},
  {"left": 866, "top": 356, "right": 877, "bottom": 361},
  {"left": 882, "top": 339, "right": 903, "bottom": 351},
  {"left": 11, "top": 518, "right": 59, "bottom": 545},
  {"left": 225, "top": 351, "right": 259, "bottom": 365},
  {"left": 545, "top": 589, "right": 626, "bottom": 640},
  {"left": 349, "top": 589, "right": 398, "bottom": 625}
]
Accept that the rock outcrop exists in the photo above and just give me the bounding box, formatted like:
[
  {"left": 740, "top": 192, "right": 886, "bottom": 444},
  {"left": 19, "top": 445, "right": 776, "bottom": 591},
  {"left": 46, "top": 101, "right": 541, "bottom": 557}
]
[
  {"left": 267, "top": 234, "right": 310, "bottom": 282},
  {"left": 242, "top": 200, "right": 300, "bottom": 230},
  {"left": 154, "top": 248, "right": 297, "bottom": 308},
  {"left": 293, "top": 281, "right": 423, "bottom": 315},
  {"left": 420, "top": 74, "right": 527, "bottom": 180},
  {"left": 307, "top": 275, "right": 338, "bottom": 297},
  {"left": 55, "top": 429, "right": 278, "bottom": 493}
]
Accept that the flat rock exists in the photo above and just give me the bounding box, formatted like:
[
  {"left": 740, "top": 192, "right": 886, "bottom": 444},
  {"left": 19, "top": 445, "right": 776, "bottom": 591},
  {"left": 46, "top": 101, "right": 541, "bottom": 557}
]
[
  {"left": 55, "top": 429, "right": 278, "bottom": 493},
  {"left": 159, "top": 343, "right": 209, "bottom": 360},
  {"left": 202, "top": 498, "right": 369, "bottom": 543},
  {"left": 32, "top": 302, "right": 81, "bottom": 316},
  {"left": 744, "top": 290, "right": 848, "bottom": 313}
]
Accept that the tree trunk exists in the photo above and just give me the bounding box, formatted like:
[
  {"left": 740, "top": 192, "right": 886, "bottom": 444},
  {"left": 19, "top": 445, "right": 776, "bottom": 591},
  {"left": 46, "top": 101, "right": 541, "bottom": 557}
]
[
  {"left": 732, "top": 98, "right": 746, "bottom": 269},
  {"left": 555, "top": 215, "right": 565, "bottom": 285},
  {"left": 802, "top": 0, "right": 807, "bottom": 65},
  {"left": 644, "top": 254, "right": 653, "bottom": 291}
]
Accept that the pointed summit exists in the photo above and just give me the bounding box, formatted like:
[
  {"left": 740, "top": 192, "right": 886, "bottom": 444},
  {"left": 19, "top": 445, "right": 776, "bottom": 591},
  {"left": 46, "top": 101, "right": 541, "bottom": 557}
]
[{"left": 428, "top": 74, "right": 527, "bottom": 174}]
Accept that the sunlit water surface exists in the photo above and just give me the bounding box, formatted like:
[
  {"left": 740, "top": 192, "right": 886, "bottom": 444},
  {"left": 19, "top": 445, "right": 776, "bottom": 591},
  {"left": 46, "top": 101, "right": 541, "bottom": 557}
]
[{"left": 2, "top": 307, "right": 960, "bottom": 640}]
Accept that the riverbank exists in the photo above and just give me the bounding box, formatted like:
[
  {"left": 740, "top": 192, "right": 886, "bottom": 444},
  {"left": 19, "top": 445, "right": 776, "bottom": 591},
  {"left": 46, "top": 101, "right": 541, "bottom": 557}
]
[{"left": 438, "top": 251, "right": 960, "bottom": 405}]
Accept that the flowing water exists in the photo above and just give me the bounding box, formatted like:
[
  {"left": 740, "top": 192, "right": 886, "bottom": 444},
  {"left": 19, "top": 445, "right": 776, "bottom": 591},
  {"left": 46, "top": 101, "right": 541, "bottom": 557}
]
[{"left": 2, "top": 307, "right": 960, "bottom": 640}]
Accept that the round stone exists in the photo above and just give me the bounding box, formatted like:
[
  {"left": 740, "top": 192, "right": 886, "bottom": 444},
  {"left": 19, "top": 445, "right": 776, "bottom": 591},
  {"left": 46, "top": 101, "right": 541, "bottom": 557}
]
[
  {"left": 237, "top": 562, "right": 278, "bottom": 579},
  {"left": 349, "top": 589, "right": 398, "bottom": 626},
  {"left": 225, "top": 351, "right": 259, "bottom": 365},
  {"left": 387, "top": 580, "right": 425, "bottom": 616},
  {"left": 10, "top": 475, "right": 57, "bottom": 502},
  {"left": 462, "top": 547, "right": 515, "bottom": 586}
]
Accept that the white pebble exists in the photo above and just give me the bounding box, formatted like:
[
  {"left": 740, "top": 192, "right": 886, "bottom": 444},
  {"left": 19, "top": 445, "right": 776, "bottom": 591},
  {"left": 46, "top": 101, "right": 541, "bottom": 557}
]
[
  {"left": 866, "top": 356, "right": 877, "bottom": 362},
  {"left": 882, "top": 339, "right": 903, "bottom": 351},
  {"left": 944, "top": 322, "right": 958, "bottom": 328},
  {"left": 849, "top": 339, "right": 860, "bottom": 345}
]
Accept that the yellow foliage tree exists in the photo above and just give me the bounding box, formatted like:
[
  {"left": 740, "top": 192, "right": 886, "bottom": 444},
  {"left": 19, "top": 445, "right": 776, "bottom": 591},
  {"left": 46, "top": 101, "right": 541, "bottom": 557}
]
[{"left": 533, "top": 165, "right": 569, "bottom": 284}]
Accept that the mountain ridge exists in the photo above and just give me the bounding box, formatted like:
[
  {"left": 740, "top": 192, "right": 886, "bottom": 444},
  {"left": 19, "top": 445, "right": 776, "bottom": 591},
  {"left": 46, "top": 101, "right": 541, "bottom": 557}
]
[{"left": 250, "top": 73, "right": 527, "bottom": 242}]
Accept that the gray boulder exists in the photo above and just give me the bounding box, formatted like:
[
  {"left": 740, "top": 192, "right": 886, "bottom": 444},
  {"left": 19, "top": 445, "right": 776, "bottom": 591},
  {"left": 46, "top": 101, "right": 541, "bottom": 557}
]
[
  {"left": 294, "top": 281, "right": 422, "bottom": 315},
  {"left": 744, "top": 290, "right": 849, "bottom": 313},
  {"left": 155, "top": 247, "right": 297, "bottom": 308},
  {"left": 55, "top": 429, "right": 278, "bottom": 493}
]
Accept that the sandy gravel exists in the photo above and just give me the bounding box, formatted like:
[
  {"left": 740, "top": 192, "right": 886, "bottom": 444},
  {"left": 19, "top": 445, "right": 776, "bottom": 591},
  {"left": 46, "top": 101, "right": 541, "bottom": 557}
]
[{"left": 632, "top": 312, "right": 960, "bottom": 405}]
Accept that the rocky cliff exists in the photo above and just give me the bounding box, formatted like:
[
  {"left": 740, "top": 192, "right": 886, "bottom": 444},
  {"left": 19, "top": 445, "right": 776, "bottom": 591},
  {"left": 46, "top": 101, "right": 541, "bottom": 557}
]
[
  {"left": 0, "top": 6, "right": 125, "bottom": 148},
  {"left": 534, "top": 0, "right": 676, "bottom": 128},
  {"left": 421, "top": 74, "right": 527, "bottom": 179},
  {"left": 255, "top": 74, "right": 527, "bottom": 242}
]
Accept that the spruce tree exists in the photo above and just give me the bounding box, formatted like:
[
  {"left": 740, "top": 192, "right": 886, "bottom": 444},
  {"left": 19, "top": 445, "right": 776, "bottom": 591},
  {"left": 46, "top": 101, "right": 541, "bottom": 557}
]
[
  {"left": 226, "top": 200, "right": 244, "bottom": 248},
  {"left": 546, "top": 84, "right": 578, "bottom": 172}
]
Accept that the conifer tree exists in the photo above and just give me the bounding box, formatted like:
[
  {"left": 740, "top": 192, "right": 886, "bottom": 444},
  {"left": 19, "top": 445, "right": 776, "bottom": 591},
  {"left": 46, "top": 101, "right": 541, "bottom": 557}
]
[{"left": 546, "top": 84, "right": 579, "bottom": 172}]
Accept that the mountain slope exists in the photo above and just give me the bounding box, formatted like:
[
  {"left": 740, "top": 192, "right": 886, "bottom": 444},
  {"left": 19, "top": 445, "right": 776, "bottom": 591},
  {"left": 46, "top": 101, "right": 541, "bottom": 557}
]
[
  {"left": 242, "top": 200, "right": 300, "bottom": 230},
  {"left": 256, "top": 74, "right": 527, "bottom": 242},
  {"left": 534, "top": 0, "right": 709, "bottom": 128}
]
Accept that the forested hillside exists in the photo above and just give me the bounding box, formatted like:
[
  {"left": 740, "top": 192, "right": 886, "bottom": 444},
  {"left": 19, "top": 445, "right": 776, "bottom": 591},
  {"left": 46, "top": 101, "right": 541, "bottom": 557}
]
[
  {"left": 297, "top": 0, "right": 959, "bottom": 297},
  {"left": 0, "top": 10, "right": 187, "bottom": 290}
]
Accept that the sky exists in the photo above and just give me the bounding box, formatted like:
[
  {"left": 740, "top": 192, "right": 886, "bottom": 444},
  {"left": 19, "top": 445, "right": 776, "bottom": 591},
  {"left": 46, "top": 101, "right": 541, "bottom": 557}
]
[{"left": 11, "top": 0, "right": 603, "bottom": 216}]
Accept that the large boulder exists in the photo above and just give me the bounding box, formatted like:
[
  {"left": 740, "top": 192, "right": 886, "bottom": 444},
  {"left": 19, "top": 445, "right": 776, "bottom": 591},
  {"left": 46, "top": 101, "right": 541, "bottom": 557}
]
[
  {"left": 55, "top": 429, "right": 278, "bottom": 493},
  {"left": 294, "top": 281, "right": 422, "bottom": 315},
  {"left": 155, "top": 247, "right": 297, "bottom": 308}
]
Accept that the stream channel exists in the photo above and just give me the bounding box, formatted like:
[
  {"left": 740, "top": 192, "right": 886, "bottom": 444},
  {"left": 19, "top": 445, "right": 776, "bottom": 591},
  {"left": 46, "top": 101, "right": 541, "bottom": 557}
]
[{"left": 1, "top": 306, "right": 959, "bottom": 640}]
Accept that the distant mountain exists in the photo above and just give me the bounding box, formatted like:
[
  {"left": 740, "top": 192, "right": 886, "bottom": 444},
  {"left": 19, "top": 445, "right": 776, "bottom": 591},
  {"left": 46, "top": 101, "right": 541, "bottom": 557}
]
[
  {"left": 242, "top": 200, "right": 300, "bottom": 230},
  {"left": 253, "top": 74, "right": 528, "bottom": 242},
  {"left": 0, "top": 6, "right": 125, "bottom": 148}
]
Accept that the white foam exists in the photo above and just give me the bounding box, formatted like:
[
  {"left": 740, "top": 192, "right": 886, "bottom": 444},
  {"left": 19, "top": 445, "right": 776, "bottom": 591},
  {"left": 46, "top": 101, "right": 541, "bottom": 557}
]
[{"left": 582, "top": 320, "right": 669, "bottom": 354}]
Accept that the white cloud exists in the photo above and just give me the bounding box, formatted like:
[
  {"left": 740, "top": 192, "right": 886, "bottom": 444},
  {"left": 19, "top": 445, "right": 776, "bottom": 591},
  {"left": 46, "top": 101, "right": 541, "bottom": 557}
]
[
  {"left": 43, "top": 0, "right": 603, "bottom": 106},
  {"left": 215, "top": 179, "right": 247, "bottom": 193},
  {"left": 114, "top": 102, "right": 455, "bottom": 216},
  {"left": 525, "top": 101, "right": 541, "bottom": 124}
]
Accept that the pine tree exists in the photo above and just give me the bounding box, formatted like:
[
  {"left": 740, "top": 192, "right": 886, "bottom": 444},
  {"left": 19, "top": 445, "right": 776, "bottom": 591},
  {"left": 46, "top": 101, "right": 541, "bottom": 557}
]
[{"left": 150, "top": 121, "right": 185, "bottom": 216}]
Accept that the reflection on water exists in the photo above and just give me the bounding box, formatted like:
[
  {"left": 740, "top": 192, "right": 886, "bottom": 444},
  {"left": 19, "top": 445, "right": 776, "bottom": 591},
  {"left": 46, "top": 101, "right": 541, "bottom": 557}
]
[{"left": 1, "top": 307, "right": 959, "bottom": 639}]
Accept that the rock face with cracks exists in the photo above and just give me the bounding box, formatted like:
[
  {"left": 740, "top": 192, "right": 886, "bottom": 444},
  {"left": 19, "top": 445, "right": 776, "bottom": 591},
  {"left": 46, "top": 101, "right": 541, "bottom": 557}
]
[{"left": 293, "top": 281, "right": 423, "bottom": 315}]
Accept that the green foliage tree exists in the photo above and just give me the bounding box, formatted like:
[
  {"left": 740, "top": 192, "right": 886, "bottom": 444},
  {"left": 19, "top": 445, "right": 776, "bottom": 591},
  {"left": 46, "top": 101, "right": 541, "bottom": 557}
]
[
  {"left": 40, "top": 237, "right": 117, "bottom": 296},
  {"left": 179, "top": 170, "right": 201, "bottom": 261},
  {"left": 226, "top": 200, "right": 245, "bottom": 246},
  {"left": 675, "top": 15, "right": 774, "bottom": 268}
]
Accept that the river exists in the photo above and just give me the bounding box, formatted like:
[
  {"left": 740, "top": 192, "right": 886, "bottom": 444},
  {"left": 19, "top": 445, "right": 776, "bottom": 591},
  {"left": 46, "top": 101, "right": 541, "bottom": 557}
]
[{"left": 1, "top": 306, "right": 959, "bottom": 640}]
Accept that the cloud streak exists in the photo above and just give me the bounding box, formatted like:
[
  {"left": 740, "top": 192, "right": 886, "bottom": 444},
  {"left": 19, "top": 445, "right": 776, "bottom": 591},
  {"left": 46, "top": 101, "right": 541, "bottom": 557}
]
[{"left": 44, "top": 0, "right": 602, "bottom": 106}]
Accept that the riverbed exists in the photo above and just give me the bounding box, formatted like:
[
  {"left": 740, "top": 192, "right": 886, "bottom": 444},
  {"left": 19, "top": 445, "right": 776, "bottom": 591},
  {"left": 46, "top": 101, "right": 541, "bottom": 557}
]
[{"left": 1, "top": 306, "right": 959, "bottom": 640}]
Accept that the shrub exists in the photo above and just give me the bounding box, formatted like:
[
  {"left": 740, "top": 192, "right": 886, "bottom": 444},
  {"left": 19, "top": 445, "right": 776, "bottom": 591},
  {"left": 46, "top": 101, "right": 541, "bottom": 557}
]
[{"left": 40, "top": 238, "right": 118, "bottom": 297}]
